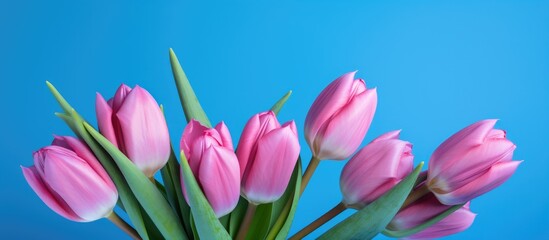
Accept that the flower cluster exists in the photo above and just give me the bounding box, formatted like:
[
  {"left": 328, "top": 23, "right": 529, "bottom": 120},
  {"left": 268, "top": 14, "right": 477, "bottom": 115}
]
[{"left": 22, "top": 51, "right": 520, "bottom": 240}]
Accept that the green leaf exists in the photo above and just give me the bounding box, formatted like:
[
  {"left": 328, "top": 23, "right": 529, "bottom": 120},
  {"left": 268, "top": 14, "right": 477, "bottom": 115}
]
[
  {"left": 266, "top": 159, "right": 302, "bottom": 240},
  {"left": 84, "top": 123, "right": 187, "bottom": 240},
  {"left": 160, "top": 146, "right": 192, "bottom": 237},
  {"left": 383, "top": 203, "right": 464, "bottom": 238},
  {"left": 318, "top": 162, "right": 424, "bottom": 240},
  {"left": 190, "top": 215, "right": 201, "bottom": 240},
  {"left": 244, "top": 203, "right": 273, "bottom": 240},
  {"left": 270, "top": 91, "right": 292, "bottom": 115},
  {"left": 179, "top": 151, "right": 232, "bottom": 239},
  {"left": 219, "top": 214, "right": 231, "bottom": 232},
  {"left": 229, "top": 197, "right": 249, "bottom": 238},
  {"left": 169, "top": 48, "right": 211, "bottom": 127},
  {"left": 47, "top": 83, "right": 150, "bottom": 240}
]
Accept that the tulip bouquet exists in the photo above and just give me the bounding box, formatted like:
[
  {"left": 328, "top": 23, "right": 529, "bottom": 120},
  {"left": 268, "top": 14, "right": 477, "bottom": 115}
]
[{"left": 22, "top": 49, "right": 521, "bottom": 240}]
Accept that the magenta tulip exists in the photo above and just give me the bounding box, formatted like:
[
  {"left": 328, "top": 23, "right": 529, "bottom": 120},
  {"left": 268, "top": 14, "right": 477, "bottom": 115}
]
[
  {"left": 96, "top": 84, "right": 171, "bottom": 178},
  {"left": 388, "top": 193, "right": 476, "bottom": 239},
  {"left": 22, "top": 136, "right": 118, "bottom": 222},
  {"left": 237, "top": 111, "right": 300, "bottom": 204},
  {"left": 340, "top": 130, "right": 414, "bottom": 208},
  {"left": 180, "top": 120, "right": 240, "bottom": 217},
  {"left": 304, "top": 71, "right": 377, "bottom": 160},
  {"left": 427, "top": 119, "right": 522, "bottom": 205}
]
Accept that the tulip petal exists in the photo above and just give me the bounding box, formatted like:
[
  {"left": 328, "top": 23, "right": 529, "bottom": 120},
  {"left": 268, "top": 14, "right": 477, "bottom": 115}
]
[
  {"left": 111, "top": 84, "right": 132, "bottom": 112},
  {"left": 53, "top": 136, "right": 117, "bottom": 192},
  {"left": 372, "top": 130, "right": 401, "bottom": 143},
  {"left": 305, "top": 71, "right": 356, "bottom": 147},
  {"left": 243, "top": 123, "right": 300, "bottom": 203},
  {"left": 215, "top": 121, "right": 234, "bottom": 150},
  {"left": 95, "top": 93, "right": 118, "bottom": 147},
  {"left": 341, "top": 139, "right": 413, "bottom": 206},
  {"left": 181, "top": 119, "right": 210, "bottom": 160},
  {"left": 315, "top": 88, "right": 377, "bottom": 160},
  {"left": 434, "top": 160, "right": 521, "bottom": 205},
  {"left": 428, "top": 119, "right": 498, "bottom": 175},
  {"left": 189, "top": 132, "right": 223, "bottom": 175},
  {"left": 199, "top": 146, "right": 240, "bottom": 217},
  {"left": 406, "top": 205, "right": 476, "bottom": 239},
  {"left": 432, "top": 139, "right": 516, "bottom": 191},
  {"left": 116, "top": 86, "right": 171, "bottom": 177},
  {"left": 22, "top": 166, "right": 84, "bottom": 222},
  {"left": 42, "top": 148, "right": 118, "bottom": 221},
  {"left": 236, "top": 114, "right": 261, "bottom": 178}
]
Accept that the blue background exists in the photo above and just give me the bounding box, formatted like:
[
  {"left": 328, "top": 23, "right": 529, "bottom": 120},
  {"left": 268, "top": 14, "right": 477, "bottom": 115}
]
[{"left": 1, "top": 1, "right": 547, "bottom": 239}]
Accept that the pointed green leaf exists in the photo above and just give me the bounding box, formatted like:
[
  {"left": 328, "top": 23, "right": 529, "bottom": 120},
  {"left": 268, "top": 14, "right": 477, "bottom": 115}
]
[
  {"left": 169, "top": 48, "right": 211, "bottom": 127},
  {"left": 190, "top": 215, "right": 201, "bottom": 240},
  {"left": 47, "top": 83, "right": 150, "bottom": 239},
  {"left": 266, "top": 159, "right": 302, "bottom": 240},
  {"left": 229, "top": 197, "right": 249, "bottom": 238},
  {"left": 270, "top": 91, "right": 292, "bottom": 115},
  {"left": 219, "top": 214, "right": 231, "bottom": 232},
  {"left": 318, "top": 162, "right": 424, "bottom": 240},
  {"left": 244, "top": 203, "right": 273, "bottom": 240},
  {"left": 179, "top": 151, "right": 232, "bottom": 239},
  {"left": 382, "top": 203, "right": 464, "bottom": 238},
  {"left": 160, "top": 146, "right": 192, "bottom": 237},
  {"left": 84, "top": 122, "right": 187, "bottom": 240}
]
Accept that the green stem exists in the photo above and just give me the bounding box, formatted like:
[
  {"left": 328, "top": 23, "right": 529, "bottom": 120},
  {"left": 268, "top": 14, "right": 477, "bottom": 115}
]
[
  {"left": 401, "top": 183, "right": 430, "bottom": 209},
  {"left": 289, "top": 202, "right": 346, "bottom": 240},
  {"left": 107, "top": 212, "right": 142, "bottom": 240},
  {"left": 235, "top": 202, "right": 258, "bottom": 240},
  {"left": 300, "top": 156, "right": 320, "bottom": 195}
]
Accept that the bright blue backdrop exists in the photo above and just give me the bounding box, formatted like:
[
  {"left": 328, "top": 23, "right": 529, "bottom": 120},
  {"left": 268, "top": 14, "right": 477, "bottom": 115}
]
[{"left": 1, "top": 1, "right": 547, "bottom": 239}]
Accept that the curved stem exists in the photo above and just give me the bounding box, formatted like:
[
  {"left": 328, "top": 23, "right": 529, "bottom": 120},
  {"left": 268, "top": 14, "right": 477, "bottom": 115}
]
[
  {"left": 235, "top": 202, "right": 258, "bottom": 240},
  {"left": 107, "top": 212, "right": 141, "bottom": 240},
  {"left": 289, "top": 202, "right": 346, "bottom": 240},
  {"left": 300, "top": 156, "right": 320, "bottom": 195},
  {"left": 401, "top": 183, "right": 430, "bottom": 209}
]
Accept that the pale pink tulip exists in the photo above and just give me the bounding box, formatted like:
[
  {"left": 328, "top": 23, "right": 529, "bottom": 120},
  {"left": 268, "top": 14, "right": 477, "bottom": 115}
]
[
  {"left": 340, "top": 130, "right": 414, "bottom": 208},
  {"left": 96, "top": 84, "right": 170, "bottom": 177},
  {"left": 305, "top": 71, "right": 377, "bottom": 160},
  {"left": 389, "top": 193, "right": 476, "bottom": 239},
  {"left": 22, "top": 136, "right": 118, "bottom": 222},
  {"left": 427, "top": 119, "right": 522, "bottom": 205},
  {"left": 237, "top": 111, "right": 300, "bottom": 204},
  {"left": 180, "top": 120, "right": 240, "bottom": 217}
]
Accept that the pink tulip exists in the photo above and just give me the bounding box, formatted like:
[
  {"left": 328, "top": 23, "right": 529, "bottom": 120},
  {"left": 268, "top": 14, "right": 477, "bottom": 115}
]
[
  {"left": 180, "top": 120, "right": 240, "bottom": 217},
  {"left": 237, "top": 111, "right": 300, "bottom": 204},
  {"left": 22, "top": 136, "right": 118, "bottom": 222},
  {"left": 388, "top": 193, "right": 476, "bottom": 239},
  {"left": 427, "top": 119, "right": 522, "bottom": 205},
  {"left": 340, "top": 130, "right": 414, "bottom": 208},
  {"left": 96, "top": 84, "right": 171, "bottom": 177},
  {"left": 304, "top": 71, "right": 377, "bottom": 160}
]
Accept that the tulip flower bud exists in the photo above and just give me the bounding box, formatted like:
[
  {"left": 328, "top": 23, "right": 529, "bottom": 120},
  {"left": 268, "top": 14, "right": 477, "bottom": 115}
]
[
  {"left": 340, "top": 130, "right": 413, "bottom": 209},
  {"left": 427, "top": 119, "right": 522, "bottom": 205},
  {"left": 237, "top": 111, "right": 300, "bottom": 204},
  {"left": 304, "top": 71, "right": 377, "bottom": 160},
  {"left": 180, "top": 120, "right": 240, "bottom": 217},
  {"left": 96, "top": 84, "right": 171, "bottom": 178},
  {"left": 22, "top": 136, "right": 118, "bottom": 222},
  {"left": 388, "top": 193, "right": 476, "bottom": 239}
]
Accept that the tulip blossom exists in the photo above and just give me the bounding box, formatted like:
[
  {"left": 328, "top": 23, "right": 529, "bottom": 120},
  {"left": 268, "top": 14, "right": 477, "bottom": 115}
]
[
  {"left": 180, "top": 120, "right": 240, "bottom": 217},
  {"left": 427, "top": 119, "right": 522, "bottom": 205},
  {"left": 388, "top": 193, "right": 476, "bottom": 239},
  {"left": 237, "top": 111, "right": 300, "bottom": 204},
  {"left": 96, "top": 84, "right": 171, "bottom": 178},
  {"left": 304, "top": 71, "right": 377, "bottom": 160},
  {"left": 340, "top": 130, "right": 414, "bottom": 209},
  {"left": 22, "top": 136, "right": 118, "bottom": 222}
]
